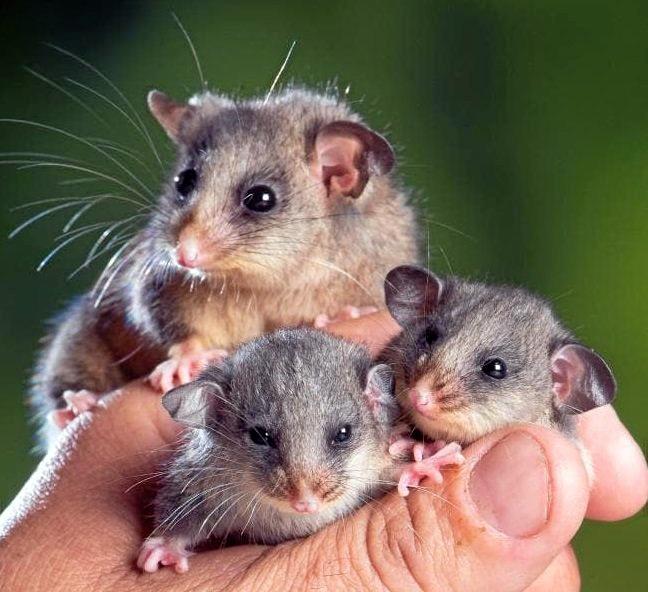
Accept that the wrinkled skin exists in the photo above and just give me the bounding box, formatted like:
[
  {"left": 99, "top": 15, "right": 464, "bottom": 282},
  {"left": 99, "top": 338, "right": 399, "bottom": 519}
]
[{"left": 0, "top": 312, "right": 646, "bottom": 592}]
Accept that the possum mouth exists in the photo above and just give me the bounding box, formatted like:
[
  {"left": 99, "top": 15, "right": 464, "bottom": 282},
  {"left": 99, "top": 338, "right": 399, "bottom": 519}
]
[
  {"left": 410, "top": 406, "right": 471, "bottom": 442},
  {"left": 260, "top": 484, "right": 345, "bottom": 517}
]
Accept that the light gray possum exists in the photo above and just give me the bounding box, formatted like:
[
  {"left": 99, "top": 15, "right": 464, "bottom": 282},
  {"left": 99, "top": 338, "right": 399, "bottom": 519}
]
[
  {"left": 137, "top": 328, "right": 400, "bottom": 573},
  {"left": 380, "top": 265, "right": 616, "bottom": 487}
]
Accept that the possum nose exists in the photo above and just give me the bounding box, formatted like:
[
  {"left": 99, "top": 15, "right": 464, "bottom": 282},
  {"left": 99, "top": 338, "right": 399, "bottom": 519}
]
[
  {"left": 176, "top": 233, "right": 202, "bottom": 268},
  {"left": 289, "top": 482, "right": 321, "bottom": 514},
  {"left": 410, "top": 387, "right": 431, "bottom": 406},
  {"left": 291, "top": 497, "right": 320, "bottom": 514},
  {"left": 409, "top": 387, "right": 439, "bottom": 417}
]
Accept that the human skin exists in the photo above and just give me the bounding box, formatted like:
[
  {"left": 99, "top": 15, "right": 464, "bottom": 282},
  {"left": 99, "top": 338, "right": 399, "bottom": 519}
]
[{"left": 0, "top": 312, "right": 645, "bottom": 592}]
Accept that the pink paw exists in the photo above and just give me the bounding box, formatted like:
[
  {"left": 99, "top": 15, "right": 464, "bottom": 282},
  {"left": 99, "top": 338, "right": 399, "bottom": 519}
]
[
  {"left": 397, "top": 442, "right": 465, "bottom": 497},
  {"left": 137, "top": 536, "right": 192, "bottom": 574},
  {"left": 149, "top": 348, "right": 228, "bottom": 393},
  {"left": 314, "top": 305, "right": 379, "bottom": 329},
  {"left": 49, "top": 389, "right": 99, "bottom": 429},
  {"left": 388, "top": 433, "right": 418, "bottom": 458}
]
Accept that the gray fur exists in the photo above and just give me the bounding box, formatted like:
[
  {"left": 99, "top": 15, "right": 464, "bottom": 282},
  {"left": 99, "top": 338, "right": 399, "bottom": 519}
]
[
  {"left": 150, "top": 328, "right": 399, "bottom": 547},
  {"left": 31, "top": 87, "right": 419, "bottom": 448},
  {"left": 382, "top": 265, "right": 616, "bottom": 445}
]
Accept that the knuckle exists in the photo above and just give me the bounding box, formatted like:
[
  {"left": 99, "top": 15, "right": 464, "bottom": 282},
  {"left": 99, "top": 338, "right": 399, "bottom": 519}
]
[{"left": 363, "top": 492, "right": 464, "bottom": 592}]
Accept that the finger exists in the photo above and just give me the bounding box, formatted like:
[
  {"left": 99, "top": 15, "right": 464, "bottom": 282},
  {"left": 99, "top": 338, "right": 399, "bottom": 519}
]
[
  {"left": 523, "top": 546, "right": 580, "bottom": 592},
  {"left": 324, "top": 310, "right": 400, "bottom": 356},
  {"left": 0, "top": 383, "right": 270, "bottom": 591},
  {"left": 238, "top": 425, "right": 590, "bottom": 592},
  {"left": 0, "top": 383, "right": 180, "bottom": 532},
  {"left": 577, "top": 405, "right": 648, "bottom": 520}
]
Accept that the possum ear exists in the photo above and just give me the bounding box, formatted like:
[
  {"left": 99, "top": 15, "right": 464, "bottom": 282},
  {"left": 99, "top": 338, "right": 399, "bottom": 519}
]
[
  {"left": 148, "top": 90, "right": 195, "bottom": 142},
  {"left": 310, "top": 120, "right": 394, "bottom": 199},
  {"left": 384, "top": 265, "right": 443, "bottom": 327},
  {"left": 364, "top": 364, "right": 398, "bottom": 424},
  {"left": 551, "top": 344, "right": 617, "bottom": 414},
  {"left": 162, "top": 381, "right": 225, "bottom": 427}
]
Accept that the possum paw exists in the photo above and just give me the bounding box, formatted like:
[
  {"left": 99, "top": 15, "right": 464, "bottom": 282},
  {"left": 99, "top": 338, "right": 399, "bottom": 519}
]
[
  {"left": 388, "top": 432, "right": 419, "bottom": 458},
  {"left": 137, "top": 536, "right": 192, "bottom": 574},
  {"left": 397, "top": 441, "right": 465, "bottom": 496},
  {"left": 149, "top": 349, "right": 228, "bottom": 393},
  {"left": 49, "top": 389, "right": 99, "bottom": 428},
  {"left": 314, "top": 305, "right": 379, "bottom": 328}
]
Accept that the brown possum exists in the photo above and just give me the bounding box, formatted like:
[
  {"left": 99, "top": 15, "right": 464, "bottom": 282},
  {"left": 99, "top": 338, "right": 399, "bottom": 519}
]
[{"left": 31, "top": 87, "right": 418, "bottom": 447}]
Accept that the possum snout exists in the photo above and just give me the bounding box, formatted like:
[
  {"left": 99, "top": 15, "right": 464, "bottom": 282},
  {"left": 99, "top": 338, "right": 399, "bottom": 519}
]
[{"left": 268, "top": 464, "right": 341, "bottom": 514}]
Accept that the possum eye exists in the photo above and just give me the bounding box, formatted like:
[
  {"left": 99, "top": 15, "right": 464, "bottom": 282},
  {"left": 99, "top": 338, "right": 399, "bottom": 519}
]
[
  {"left": 242, "top": 185, "right": 277, "bottom": 213},
  {"left": 418, "top": 326, "right": 439, "bottom": 349},
  {"left": 331, "top": 424, "right": 352, "bottom": 445},
  {"left": 424, "top": 326, "right": 440, "bottom": 345},
  {"left": 174, "top": 168, "right": 198, "bottom": 202},
  {"left": 481, "top": 358, "right": 507, "bottom": 379},
  {"left": 248, "top": 426, "right": 276, "bottom": 447}
]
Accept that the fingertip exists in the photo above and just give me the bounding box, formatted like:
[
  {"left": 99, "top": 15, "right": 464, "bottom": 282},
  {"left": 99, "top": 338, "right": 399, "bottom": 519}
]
[
  {"left": 578, "top": 406, "right": 648, "bottom": 520},
  {"left": 459, "top": 425, "right": 589, "bottom": 548},
  {"left": 523, "top": 546, "right": 580, "bottom": 592},
  {"left": 323, "top": 310, "right": 400, "bottom": 356},
  {"left": 350, "top": 425, "right": 591, "bottom": 592}
]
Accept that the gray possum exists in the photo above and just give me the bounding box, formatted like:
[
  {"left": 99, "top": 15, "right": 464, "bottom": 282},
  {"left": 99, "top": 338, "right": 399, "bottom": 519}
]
[
  {"left": 31, "top": 87, "right": 419, "bottom": 446},
  {"left": 380, "top": 265, "right": 616, "bottom": 489},
  {"left": 137, "top": 328, "right": 400, "bottom": 574}
]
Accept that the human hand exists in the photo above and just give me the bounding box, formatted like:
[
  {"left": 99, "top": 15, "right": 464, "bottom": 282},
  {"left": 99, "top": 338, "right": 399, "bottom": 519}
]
[{"left": 0, "top": 314, "right": 645, "bottom": 592}]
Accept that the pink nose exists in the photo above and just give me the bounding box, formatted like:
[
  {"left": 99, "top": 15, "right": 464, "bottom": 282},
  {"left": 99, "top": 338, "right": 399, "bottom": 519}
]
[
  {"left": 409, "top": 387, "right": 438, "bottom": 417},
  {"left": 409, "top": 387, "right": 431, "bottom": 407},
  {"left": 291, "top": 498, "right": 320, "bottom": 514},
  {"left": 175, "top": 237, "right": 201, "bottom": 268}
]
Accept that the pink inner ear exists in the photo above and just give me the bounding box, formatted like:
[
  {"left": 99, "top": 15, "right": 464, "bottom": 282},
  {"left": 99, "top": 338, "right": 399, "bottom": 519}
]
[
  {"left": 551, "top": 358, "right": 572, "bottom": 402},
  {"left": 364, "top": 381, "right": 382, "bottom": 415},
  {"left": 313, "top": 134, "right": 363, "bottom": 198},
  {"left": 551, "top": 349, "right": 584, "bottom": 404}
]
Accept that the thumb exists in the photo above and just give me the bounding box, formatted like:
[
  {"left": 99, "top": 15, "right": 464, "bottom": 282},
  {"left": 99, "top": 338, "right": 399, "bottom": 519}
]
[{"left": 250, "top": 425, "right": 588, "bottom": 592}]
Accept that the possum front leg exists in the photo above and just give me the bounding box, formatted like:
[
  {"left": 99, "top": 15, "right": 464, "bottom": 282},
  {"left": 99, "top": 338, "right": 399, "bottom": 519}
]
[
  {"left": 137, "top": 535, "right": 193, "bottom": 574},
  {"left": 50, "top": 389, "right": 100, "bottom": 428},
  {"left": 139, "top": 455, "right": 242, "bottom": 574},
  {"left": 138, "top": 469, "right": 210, "bottom": 574},
  {"left": 31, "top": 296, "right": 126, "bottom": 448}
]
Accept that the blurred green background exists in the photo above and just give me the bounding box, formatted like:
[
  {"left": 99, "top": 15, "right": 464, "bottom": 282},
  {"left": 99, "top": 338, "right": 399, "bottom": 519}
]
[{"left": 0, "top": 0, "right": 645, "bottom": 588}]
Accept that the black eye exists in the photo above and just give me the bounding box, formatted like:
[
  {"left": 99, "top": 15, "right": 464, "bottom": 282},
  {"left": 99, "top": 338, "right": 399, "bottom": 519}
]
[
  {"left": 248, "top": 426, "right": 276, "bottom": 447},
  {"left": 481, "top": 358, "right": 507, "bottom": 379},
  {"left": 331, "top": 424, "right": 352, "bottom": 445},
  {"left": 174, "top": 168, "right": 198, "bottom": 202},
  {"left": 242, "top": 185, "right": 276, "bottom": 213},
  {"left": 424, "top": 326, "right": 440, "bottom": 345}
]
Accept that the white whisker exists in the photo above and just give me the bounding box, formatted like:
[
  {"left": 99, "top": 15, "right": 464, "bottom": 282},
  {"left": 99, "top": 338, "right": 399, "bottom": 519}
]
[{"left": 264, "top": 40, "right": 297, "bottom": 105}]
